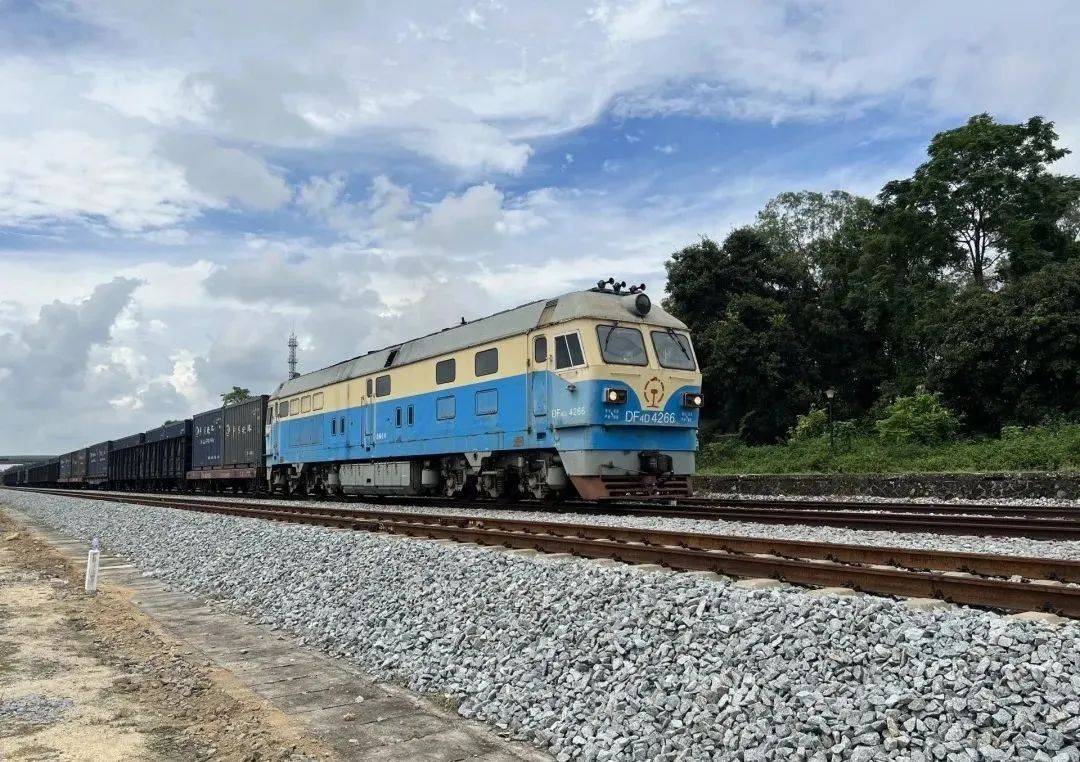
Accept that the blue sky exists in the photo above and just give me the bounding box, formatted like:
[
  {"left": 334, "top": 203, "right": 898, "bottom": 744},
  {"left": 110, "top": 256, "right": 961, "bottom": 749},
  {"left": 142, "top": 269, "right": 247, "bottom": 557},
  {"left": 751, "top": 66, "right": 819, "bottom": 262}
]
[{"left": 1, "top": 0, "right": 1078, "bottom": 452}]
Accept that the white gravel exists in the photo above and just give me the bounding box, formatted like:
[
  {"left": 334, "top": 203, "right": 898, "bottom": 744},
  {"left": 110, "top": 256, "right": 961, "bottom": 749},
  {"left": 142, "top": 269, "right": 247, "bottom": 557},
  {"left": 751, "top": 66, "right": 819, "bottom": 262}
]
[
  {"left": 62, "top": 489, "right": 1080, "bottom": 560},
  {"left": 4, "top": 491, "right": 1080, "bottom": 761}
]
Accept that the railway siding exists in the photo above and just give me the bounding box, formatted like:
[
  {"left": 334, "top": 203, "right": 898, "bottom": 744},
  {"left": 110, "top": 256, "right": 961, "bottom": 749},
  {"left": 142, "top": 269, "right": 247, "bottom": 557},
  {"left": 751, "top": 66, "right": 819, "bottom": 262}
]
[{"left": 4, "top": 490, "right": 1080, "bottom": 761}]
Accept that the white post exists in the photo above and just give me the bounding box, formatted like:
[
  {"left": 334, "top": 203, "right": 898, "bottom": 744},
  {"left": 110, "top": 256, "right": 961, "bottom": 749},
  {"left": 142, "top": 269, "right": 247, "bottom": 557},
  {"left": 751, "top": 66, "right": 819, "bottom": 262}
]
[{"left": 85, "top": 537, "right": 100, "bottom": 594}]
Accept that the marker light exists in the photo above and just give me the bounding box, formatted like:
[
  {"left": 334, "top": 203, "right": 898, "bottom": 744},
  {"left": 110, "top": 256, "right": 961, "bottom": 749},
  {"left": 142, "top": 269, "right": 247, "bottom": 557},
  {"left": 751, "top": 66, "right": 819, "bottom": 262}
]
[
  {"left": 604, "top": 387, "right": 628, "bottom": 404},
  {"left": 682, "top": 392, "right": 704, "bottom": 408}
]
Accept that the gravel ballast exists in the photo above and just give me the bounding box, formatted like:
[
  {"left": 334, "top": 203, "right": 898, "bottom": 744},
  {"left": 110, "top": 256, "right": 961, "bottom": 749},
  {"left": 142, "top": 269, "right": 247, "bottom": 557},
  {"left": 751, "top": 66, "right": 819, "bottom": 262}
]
[
  {"left": 73, "top": 489, "right": 1080, "bottom": 560},
  {"left": 4, "top": 491, "right": 1080, "bottom": 762}
]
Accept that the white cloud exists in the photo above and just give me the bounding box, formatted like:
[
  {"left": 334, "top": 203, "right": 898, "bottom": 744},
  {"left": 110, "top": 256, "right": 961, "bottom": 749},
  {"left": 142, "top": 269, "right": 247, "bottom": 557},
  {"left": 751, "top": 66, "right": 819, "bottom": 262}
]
[
  {"left": 3, "top": 1, "right": 1080, "bottom": 233},
  {"left": 158, "top": 134, "right": 291, "bottom": 211},
  {"left": 0, "top": 129, "right": 205, "bottom": 230}
]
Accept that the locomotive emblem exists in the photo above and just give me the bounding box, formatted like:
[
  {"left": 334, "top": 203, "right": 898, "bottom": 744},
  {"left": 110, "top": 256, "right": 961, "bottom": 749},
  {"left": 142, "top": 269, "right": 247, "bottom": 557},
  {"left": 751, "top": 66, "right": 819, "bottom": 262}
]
[{"left": 643, "top": 377, "right": 666, "bottom": 408}]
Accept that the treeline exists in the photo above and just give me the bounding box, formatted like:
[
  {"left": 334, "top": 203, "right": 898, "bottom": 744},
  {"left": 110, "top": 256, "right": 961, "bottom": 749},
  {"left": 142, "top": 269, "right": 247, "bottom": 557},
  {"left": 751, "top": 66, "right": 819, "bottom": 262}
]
[{"left": 664, "top": 114, "right": 1080, "bottom": 444}]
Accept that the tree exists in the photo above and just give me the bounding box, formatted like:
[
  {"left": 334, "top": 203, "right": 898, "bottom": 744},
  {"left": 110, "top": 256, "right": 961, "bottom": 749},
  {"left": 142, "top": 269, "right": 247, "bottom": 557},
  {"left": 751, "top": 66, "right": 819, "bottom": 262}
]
[
  {"left": 665, "top": 228, "right": 819, "bottom": 442},
  {"left": 881, "top": 114, "right": 1079, "bottom": 288},
  {"left": 929, "top": 259, "right": 1080, "bottom": 431},
  {"left": 221, "top": 386, "right": 251, "bottom": 406},
  {"left": 754, "top": 190, "right": 871, "bottom": 267}
]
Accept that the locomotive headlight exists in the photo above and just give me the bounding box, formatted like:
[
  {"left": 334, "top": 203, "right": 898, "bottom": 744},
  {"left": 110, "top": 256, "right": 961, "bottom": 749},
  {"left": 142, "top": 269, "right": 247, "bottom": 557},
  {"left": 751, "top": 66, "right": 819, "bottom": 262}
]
[
  {"left": 604, "top": 387, "right": 628, "bottom": 404},
  {"left": 682, "top": 392, "right": 704, "bottom": 408}
]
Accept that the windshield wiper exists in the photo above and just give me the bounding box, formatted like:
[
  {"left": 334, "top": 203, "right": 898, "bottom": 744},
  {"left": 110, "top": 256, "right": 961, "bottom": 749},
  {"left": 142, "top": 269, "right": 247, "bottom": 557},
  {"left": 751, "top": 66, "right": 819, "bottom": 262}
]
[
  {"left": 666, "top": 327, "right": 694, "bottom": 365},
  {"left": 602, "top": 323, "right": 618, "bottom": 354}
]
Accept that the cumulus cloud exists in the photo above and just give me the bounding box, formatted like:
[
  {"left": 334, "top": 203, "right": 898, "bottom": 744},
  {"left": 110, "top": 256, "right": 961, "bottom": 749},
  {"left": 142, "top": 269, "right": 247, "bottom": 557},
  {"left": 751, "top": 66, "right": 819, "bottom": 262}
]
[
  {"left": 0, "top": 277, "right": 142, "bottom": 404},
  {"left": 157, "top": 134, "right": 291, "bottom": 211}
]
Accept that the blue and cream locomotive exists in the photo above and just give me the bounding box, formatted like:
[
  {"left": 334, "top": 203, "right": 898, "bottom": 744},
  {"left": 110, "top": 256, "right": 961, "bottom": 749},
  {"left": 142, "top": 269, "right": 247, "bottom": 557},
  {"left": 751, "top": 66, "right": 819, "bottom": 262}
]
[{"left": 266, "top": 282, "right": 702, "bottom": 499}]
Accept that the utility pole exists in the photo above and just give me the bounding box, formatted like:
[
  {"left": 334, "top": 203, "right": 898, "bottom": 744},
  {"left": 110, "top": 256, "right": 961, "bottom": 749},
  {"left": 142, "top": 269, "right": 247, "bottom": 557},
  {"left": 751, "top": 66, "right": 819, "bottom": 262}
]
[{"left": 288, "top": 332, "right": 299, "bottom": 380}]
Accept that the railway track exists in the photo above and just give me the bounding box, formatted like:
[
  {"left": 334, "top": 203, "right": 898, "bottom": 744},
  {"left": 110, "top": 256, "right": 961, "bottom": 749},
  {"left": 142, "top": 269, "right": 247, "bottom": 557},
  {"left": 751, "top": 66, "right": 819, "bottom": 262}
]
[
  {"left": 18, "top": 486, "right": 1080, "bottom": 539},
  {"left": 11, "top": 487, "right": 1080, "bottom": 617}
]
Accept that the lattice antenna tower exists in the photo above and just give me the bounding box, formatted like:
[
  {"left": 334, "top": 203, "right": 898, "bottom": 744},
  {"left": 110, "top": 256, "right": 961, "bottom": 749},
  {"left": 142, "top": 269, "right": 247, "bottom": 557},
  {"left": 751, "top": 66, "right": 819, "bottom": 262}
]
[{"left": 288, "top": 331, "right": 299, "bottom": 380}]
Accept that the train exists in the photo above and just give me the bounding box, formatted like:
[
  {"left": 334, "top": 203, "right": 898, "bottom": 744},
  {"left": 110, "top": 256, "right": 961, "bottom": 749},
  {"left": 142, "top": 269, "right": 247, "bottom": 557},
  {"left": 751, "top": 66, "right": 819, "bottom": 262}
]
[{"left": 2, "top": 281, "right": 703, "bottom": 500}]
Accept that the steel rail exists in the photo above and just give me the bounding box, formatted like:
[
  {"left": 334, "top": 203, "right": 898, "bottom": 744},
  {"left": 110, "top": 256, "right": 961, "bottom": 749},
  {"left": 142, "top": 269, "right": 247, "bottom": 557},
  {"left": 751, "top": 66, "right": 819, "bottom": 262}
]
[
  {"left": 15, "top": 486, "right": 1080, "bottom": 539},
  {"left": 9, "top": 487, "right": 1079, "bottom": 616}
]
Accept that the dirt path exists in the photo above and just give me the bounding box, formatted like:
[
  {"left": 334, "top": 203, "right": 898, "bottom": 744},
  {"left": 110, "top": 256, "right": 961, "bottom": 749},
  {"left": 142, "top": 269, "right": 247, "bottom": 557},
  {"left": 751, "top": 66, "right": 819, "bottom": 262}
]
[{"left": 0, "top": 513, "right": 333, "bottom": 761}]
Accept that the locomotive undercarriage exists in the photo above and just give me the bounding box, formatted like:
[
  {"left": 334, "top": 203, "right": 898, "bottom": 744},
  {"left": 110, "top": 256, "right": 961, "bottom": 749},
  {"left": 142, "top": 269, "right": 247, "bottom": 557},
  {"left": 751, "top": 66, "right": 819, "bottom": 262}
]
[{"left": 270, "top": 450, "right": 570, "bottom": 501}]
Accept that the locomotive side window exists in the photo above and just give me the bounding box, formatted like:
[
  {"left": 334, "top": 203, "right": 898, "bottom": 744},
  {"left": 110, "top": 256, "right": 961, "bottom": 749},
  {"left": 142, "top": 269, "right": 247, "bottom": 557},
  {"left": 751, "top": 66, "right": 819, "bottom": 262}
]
[
  {"left": 289, "top": 398, "right": 299, "bottom": 415},
  {"left": 475, "top": 347, "right": 498, "bottom": 376},
  {"left": 301, "top": 395, "right": 312, "bottom": 413},
  {"left": 651, "top": 331, "right": 697, "bottom": 370},
  {"left": 554, "top": 333, "right": 585, "bottom": 369},
  {"left": 596, "top": 326, "right": 647, "bottom": 366},
  {"left": 277, "top": 401, "right": 289, "bottom": 418},
  {"left": 436, "top": 358, "right": 456, "bottom": 384},
  {"left": 313, "top": 392, "right": 324, "bottom": 410},
  {"left": 375, "top": 374, "right": 391, "bottom": 397},
  {"left": 366, "top": 378, "right": 373, "bottom": 396},
  {"left": 533, "top": 336, "right": 547, "bottom": 364}
]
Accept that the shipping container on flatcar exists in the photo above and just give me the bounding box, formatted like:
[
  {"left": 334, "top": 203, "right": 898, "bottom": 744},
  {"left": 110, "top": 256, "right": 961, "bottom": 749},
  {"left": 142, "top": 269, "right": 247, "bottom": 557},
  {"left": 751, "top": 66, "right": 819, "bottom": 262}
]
[
  {"left": 187, "top": 396, "right": 266, "bottom": 492},
  {"left": 191, "top": 407, "right": 223, "bottom": 471},
  {"left": 58, "top": 451, "right": 73, "bottom": 482},
  {"left": 109, "top": 433, "right": 145, "bottom": 488},
  {"left": 144, "top": 420, "right": 192, "bottom": 490},
  {"left": 71, "top": 448, "right": 88, "bottom": 485},
  {"left": 87, "top": 440, "right": 112, "bottom": 485},
  {"left": 224, "top": 395, "right": 267, "bottom": 469}
]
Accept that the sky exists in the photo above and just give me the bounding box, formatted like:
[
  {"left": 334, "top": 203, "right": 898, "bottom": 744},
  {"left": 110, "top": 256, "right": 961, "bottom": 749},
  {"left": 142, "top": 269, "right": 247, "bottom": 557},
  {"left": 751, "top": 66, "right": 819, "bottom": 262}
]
[{"left": 1, "top": 0, "right": 1079, "bottom": 454}]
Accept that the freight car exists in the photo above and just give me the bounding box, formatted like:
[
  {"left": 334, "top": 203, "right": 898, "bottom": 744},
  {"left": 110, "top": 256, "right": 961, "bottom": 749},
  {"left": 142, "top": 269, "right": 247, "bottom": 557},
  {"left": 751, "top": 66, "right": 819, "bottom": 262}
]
[
  {"left": 267, "top": 283, "right": 702, "bottom": 499},
  {"left": 187, "top": 396, "right": 268, "bottom": 492}
]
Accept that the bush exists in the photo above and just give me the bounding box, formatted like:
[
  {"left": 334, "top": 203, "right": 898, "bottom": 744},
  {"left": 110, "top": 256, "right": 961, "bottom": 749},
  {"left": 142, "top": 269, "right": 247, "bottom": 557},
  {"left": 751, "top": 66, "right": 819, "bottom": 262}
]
[
  {"left": 789, "top": 408, "right": 828, "bottom": 441},
  {"left": 874, "top": 390, "right": 958, "bottom": 444},
  {"left": 696, "top": 424, "right": 1080, "bottom": 474}
]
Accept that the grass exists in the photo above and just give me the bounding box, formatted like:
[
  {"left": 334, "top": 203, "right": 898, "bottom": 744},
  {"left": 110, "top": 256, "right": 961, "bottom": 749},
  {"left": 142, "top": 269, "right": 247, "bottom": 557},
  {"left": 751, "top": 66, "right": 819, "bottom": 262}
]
[{"left": 697, "top": 424, "right": 1080, "bottom": 475}]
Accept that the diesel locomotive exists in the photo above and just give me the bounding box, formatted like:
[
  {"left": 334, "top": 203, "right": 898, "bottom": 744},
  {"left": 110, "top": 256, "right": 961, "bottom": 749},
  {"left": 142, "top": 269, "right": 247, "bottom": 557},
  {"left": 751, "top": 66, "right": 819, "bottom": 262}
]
[
  {"left": 267, "top": 282, "right": 702, "bottom": 499},
  {"left": 3, "top": 281, "right": 702, "bottom": 500}
]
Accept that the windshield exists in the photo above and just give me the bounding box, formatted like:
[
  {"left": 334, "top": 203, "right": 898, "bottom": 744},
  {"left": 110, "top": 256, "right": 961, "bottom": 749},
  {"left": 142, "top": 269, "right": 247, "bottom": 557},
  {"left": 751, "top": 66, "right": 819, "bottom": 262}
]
[
  {"left": 596, "top": 325, "right": 648, "bottom": 366},
  {"left": 651, "top": 331, "right": 696, "bottom": 370}
]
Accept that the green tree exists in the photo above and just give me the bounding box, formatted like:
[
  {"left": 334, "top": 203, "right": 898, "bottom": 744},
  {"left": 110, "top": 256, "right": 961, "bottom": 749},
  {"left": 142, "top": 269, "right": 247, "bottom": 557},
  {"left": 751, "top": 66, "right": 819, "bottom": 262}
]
[
  {"left": 666, "top": 228, "right": 819, "bottom": 442},
  {"left": 930, "top": 259, "right": 1080, "bottom": 431},
  {"left": 221, "top": 386, "right": 251, "bottom": 406},
  {"left": 881, "top": 113, "right": 1080, "bottom": 288}
]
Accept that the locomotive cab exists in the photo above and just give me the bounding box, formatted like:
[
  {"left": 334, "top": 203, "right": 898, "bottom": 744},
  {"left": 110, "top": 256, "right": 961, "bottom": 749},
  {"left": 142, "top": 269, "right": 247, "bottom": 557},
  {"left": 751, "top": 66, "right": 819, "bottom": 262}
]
[{"left": 528, "top": 285, "right": 702, "bottom": 499}]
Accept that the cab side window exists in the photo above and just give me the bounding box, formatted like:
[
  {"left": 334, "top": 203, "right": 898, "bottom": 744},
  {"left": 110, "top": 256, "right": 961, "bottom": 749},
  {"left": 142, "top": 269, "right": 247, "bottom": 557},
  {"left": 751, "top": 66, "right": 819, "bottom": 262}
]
[
  {"left": 554, "top": 333, "right": 585, "bottom": 369},
  {"left": 475, "top": 348, "right": 498, "bottom": 376},
  {"left": 436, "top": 358, "right": 456, "bottom": 384},
  {"left": 533, "top": 336, "right": 547, "bottom": 364}
]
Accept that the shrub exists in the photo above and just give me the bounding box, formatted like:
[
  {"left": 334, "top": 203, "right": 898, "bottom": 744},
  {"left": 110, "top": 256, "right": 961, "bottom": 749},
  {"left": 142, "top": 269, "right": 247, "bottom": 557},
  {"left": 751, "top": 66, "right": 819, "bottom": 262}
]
[
  {"left": 790, "top": 408, "right": 828, "bottom": 441},
  {"left": 874, "top": 390, "right": 958, "bottom": 444}
]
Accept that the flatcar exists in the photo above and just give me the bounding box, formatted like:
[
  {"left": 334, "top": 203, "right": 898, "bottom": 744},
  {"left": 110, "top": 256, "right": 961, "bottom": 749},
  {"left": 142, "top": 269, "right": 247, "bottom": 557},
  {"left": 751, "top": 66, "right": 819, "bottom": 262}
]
[{"left": 266, "top": 283, "right": 702, "bottom": 499}]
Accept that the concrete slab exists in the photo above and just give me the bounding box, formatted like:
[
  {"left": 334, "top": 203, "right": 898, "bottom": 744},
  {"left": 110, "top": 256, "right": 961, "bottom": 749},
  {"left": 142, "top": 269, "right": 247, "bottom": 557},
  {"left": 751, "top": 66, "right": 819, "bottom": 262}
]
[
  {"left": 734, "top": 578, "right": 785, "bottom": 590},
  {"left": 805, "top": 586, "right": 860, "bottom": 598},
  {"left": 1007, "top": 611, "right": 1067, "bottom": 627},
  {"left": 903, "top": 597, "right": 954, "bottom": 612}
]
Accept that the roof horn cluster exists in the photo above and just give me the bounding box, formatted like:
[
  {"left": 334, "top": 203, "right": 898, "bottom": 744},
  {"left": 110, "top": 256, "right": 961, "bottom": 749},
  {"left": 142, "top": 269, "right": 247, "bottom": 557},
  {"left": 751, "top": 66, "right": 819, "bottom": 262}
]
[{"left": 594, "top": 277, "right": 646, "bottom": 295}]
